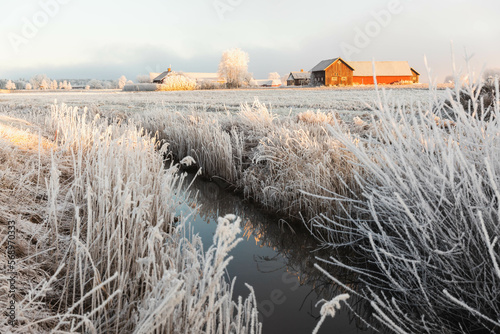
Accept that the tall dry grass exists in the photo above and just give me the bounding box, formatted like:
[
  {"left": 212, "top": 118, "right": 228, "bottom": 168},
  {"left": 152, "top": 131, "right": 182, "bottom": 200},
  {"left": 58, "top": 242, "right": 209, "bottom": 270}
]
[
  {"left": 0, "top": 103, "right": 261, "bottom": 333},
  {"left": 314, "top": 69, "right": 500, "bottom": 333},
  {"left": 131, "top": 100, "right": 365, "bottom": 228}
]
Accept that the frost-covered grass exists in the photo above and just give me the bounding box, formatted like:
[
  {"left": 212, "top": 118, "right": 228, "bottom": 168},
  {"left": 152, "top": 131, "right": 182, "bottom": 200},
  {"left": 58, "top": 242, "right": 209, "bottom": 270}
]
[
  {"left": 0, "top": 86, "right": 437, "bottom": 116},
  {"left": 0, "top": 103, "right": 261, "bottom": 333},
  {"left": 313, "top": 74, "right": 500, "bottom": 333},
  {"left": 131, "top": 100, "right": 368, "bottom": 224}
]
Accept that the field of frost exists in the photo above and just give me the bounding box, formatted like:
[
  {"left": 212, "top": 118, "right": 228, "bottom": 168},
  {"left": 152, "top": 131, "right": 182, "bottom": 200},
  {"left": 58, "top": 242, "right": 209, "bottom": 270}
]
[{"left": 0, "top": 87, "right": 435, "bottom": 117}]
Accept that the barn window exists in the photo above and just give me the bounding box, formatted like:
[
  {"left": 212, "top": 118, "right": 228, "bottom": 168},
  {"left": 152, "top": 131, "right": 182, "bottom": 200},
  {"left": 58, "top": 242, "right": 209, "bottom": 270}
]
[{"left": 341, "top": 77, "right": 347, "bottom": 81}]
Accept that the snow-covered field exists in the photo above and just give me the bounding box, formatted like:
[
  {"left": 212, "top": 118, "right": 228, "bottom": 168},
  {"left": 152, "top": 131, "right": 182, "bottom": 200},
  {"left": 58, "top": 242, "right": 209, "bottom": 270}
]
[{"left": 0, "top": 87, "right": 437, "bottom": 116}]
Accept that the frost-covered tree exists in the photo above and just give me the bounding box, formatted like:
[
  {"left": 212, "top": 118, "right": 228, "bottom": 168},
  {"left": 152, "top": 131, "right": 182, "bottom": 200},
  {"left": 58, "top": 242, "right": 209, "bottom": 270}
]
[
  {"left": 5, "top": 80, "right": 16, "bottom": 90},
  {"left": 25, "top": 83, "right": 32, "bottom": 90},
  {"left": 268, "top": 72, "right": 281, "bottom": 80},
  {"left": 136, "top": 75, "right": 151, "bottom": 83},
  {"left": 107, "top": 81, "right": 118, "bottom": 89},
  {"left": 218, "top": 48, "right": 249, "bottom": 88},
  {"left": 85, "top": 85, "right": 90, "bottom": 90},
  {"left": 6, "top": 80, "right": 16, "bottom": 90},
  {"left": 66, "top": 82, "right": 72, "bottom": 90},
  {"left": 118, "top": 75, "right": 127, "bottom": 89},
  {"left": 51, "top": 80, "right": 58, "bottom": 90},
  {"left": 30, "top": 74, "right": 50, "bottom": 90},
  {"left": 158, "top": 73, "right": 197, "bottom": 91},
  {"left": 88, "top": 79, "right": 103, "bottom": 89},
  {"left": 40, "top": 79, "right": 49, "bottom": 90}
]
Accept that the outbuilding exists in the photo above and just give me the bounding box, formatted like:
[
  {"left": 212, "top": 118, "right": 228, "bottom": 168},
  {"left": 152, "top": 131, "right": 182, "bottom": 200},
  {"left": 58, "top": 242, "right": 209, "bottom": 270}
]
[{"left": 287, "top": 70, "right": 311, "bottom": 86}]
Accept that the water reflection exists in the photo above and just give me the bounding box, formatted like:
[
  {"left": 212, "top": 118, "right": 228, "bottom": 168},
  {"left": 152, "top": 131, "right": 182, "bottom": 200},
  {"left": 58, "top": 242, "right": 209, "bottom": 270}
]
[{"left": 177, "top": 174, "right": 377, "bottom": 334}]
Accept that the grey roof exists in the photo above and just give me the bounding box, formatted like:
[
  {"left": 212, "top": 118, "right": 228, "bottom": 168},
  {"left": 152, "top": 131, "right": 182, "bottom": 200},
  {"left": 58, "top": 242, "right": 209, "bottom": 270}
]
[
  {"left": 153, "top": 70, "right": 171, "bottom": 82},
  {"left": 311, "top": 58, "right": 339, "bottom": 72},
  {"left": 289, "top": 71, "right": 311, "bottom": 80},
  {"left": 347, "top": 61, "right": 413, "bottom": 77}
]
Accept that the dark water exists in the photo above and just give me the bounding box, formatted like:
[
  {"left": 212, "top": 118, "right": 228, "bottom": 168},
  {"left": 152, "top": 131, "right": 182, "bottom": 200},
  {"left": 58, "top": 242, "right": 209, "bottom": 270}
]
[{"left": 177, "top": 175, "right": 376, "bottom": 334}]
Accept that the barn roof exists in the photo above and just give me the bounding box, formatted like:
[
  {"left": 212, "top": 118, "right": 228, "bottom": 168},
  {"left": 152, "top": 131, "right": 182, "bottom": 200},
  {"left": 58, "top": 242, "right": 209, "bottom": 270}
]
[
  {"left": 311, "top": 58, "right": 338, "bottom": 72},
  {"left": 347, "top": 61, "right": 413, "bottom": 77},
  {"left": 311, "top": 57, "right": 354, "bottom": 72},
  {"left": 289, "top": 71, "right": 311, "bottom": 80},
  {"left": 410, "top": 67, "right": 420, "bottom": 75}
]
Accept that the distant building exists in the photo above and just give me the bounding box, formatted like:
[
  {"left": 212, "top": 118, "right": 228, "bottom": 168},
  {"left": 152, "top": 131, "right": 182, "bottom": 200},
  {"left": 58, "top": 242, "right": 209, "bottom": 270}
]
[
  {"left": 310, "top": 58, "right": 354, "bottom": 86},
  {"left": 183, "top": 73, "right": 226, "bottom": 84},
  {"left": 347, "top": 61, "right": 414, "bottom": 85},
  {"left": 152, "top": 69, "right": 225, "bottom": 85},
  {"left": 411, "top": 68, "right": 420, "bottom": 83},
  {"left": 152, "top": 68, "right": 172, "bottom": 83},
  {"left": 310, "top": 57, "right": 419, "bottom": 86},
  {"left": 254, "top": 79, "right": 282, "bottom": 87},
  {"left": 287, "top": 70, "right": 311, "bottom": 86}
]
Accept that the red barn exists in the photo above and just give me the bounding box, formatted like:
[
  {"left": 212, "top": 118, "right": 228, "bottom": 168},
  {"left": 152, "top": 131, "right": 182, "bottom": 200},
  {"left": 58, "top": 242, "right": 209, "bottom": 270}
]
[
  {"left": 347, "top": 61, "right": 414, "bottom": 85},
  {"left": 310, "top": 58, "right": 354, "bottom": 86}
]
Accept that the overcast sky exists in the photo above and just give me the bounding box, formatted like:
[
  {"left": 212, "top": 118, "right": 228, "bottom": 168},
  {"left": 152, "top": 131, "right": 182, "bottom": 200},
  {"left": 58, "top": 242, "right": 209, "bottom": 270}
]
[{"left": 1, "top": 0, "right": 499, "bottom": 82}]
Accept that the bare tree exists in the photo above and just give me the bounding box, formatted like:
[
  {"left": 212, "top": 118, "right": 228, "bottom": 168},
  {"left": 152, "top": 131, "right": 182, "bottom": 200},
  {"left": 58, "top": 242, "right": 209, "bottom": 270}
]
[{"left": 218, "top": 48, "right": 249, "bottom": 88}]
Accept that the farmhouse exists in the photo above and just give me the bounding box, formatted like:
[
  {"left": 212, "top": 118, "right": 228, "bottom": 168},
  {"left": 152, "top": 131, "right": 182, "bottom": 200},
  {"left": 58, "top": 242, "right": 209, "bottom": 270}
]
[
  {"left": 287, "top": 70, "right": 311, "bottom": 86},
  {"left": 310, "top": 58, "right": 354, "bottom": 86},
  {"left": 347, "top": 61, "right": 414, "bottom": 85},
  {"left": 152, "top": 69, "right": 172, "bottom": 83},
  {"left": 152, "top": 69, "right": 225, "bottom": 85}
]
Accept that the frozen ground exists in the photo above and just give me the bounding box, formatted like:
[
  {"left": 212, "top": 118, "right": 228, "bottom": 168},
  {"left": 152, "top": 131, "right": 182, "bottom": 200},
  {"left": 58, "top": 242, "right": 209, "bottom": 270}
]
[{"left": 0, "top": 87, "right": 441, "bottom": 117}]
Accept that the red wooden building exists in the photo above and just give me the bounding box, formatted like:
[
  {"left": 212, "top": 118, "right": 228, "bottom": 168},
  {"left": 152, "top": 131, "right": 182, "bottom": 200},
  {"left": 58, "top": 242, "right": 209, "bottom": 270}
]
[
  {"left": 347, "top": 61, "right": 414, "bottom": 85},
  {"left": 310, "top": 58, "right": 419, "bottom": 86},
  {"left": 310, "top": 58, "right": 354, "bottom": 86}
]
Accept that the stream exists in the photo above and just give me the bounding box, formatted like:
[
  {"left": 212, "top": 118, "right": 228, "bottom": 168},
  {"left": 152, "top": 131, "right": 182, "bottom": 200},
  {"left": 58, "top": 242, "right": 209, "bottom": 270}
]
[{"left": 177, "top": 175, "right": 376, "bottom": 334}]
